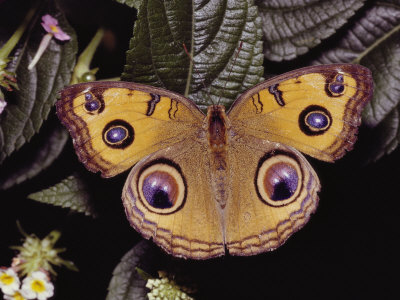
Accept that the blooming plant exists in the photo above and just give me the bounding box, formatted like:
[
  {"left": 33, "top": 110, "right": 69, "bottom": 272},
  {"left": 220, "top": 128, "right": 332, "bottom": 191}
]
[{"left": 0, "top": 225, "right": 76, "bottom": 300}]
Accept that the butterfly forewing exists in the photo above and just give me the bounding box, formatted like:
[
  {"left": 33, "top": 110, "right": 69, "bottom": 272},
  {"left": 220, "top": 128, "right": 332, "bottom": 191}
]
[{"left": 227, "top": 64, "right": 373, "bottom": 162}]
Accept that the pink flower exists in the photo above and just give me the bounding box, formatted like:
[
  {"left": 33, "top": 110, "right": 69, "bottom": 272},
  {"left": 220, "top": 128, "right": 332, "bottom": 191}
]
[
  {"left": 28, "top": 15, "right": 70, "bottom": 70},
  {"left": 41, "top": 14, "right": 70, "bottom": 41}
]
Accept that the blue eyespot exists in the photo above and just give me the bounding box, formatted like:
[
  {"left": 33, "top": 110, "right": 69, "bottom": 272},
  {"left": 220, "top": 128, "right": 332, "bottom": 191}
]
[
  {"left": 84, "top": 100, "right": 100, "bottom": 112},
  {"left": 142, "top": 171, "right": 177, "bottom": 209},
  {"left": 306, "top": 112, "right": 329, "bottom": 129},
  {"left": 85, "top": 92, "right": 93, "bottom": 100},
  {"left": 105, "top": 126, "right": 127, "bottom": 144},
  {"left": 265, "top": 163, "right": 298, "bottom": 201},
  {"left": 330, "top": 83, "right": 344, "bottom": 94},
  {"left": 102, "top": 120, "right": 134, "bottom": 149},
  {"left": 329, "top": 74, "right": 345, "bottom": 94}
]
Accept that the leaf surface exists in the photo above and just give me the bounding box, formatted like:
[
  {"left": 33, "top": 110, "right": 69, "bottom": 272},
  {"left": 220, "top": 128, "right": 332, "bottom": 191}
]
[{"left": 122, "top": 0, "right": 264, "bottom": 110}]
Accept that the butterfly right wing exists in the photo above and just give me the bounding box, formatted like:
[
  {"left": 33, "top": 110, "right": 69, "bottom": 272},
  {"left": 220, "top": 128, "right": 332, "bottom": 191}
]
[{"left": 57, "top": 82, "right": 204, "bottom": 177}]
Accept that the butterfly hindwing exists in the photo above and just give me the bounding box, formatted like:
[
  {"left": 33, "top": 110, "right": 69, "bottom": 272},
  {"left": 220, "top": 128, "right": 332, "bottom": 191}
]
[
  {"left": 122, "top": 138, "right": 225, "bottom": 259},
  {"left": 224, "top": 135, "right": 320, "bottom": 255}
]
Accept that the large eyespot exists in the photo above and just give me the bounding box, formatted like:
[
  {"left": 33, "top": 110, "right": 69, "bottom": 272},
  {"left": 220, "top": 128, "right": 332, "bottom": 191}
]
[
  {"left": 137, "top": 160, "right": 186, "bottom": 214},
  {"left": 83, "top": 92, "right": 104, "bottom": 114},
  {"left": 299, "top": 105, "right": 332, "bottom": 136},
  {"left": 102, "top": 120, "right": 134, "bottom": 149},
  {"left": 255, "top": 153, "right": 302, "bottom": 207},
  {"left": 327, "top": 73, "right": 345, "bottom": 96}
]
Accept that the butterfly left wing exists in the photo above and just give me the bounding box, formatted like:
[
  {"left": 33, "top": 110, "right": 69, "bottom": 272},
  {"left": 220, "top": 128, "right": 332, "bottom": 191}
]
[
  {"left": 227, "top": 64, "right": 373, "bottom": 162},
  {"left": 57, "top": 82, "right": 204, "bottom": 177}
]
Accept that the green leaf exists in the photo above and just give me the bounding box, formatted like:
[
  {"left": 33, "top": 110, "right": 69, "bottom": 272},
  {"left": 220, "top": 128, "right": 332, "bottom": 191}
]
[
  {"left": 114, "top": 0, "right": 142, "bottom": 9},
  {"left": 363, "top": 106, "right": 400, "bottom": 163},
  {"left": 257, "top": 0, "right": 365, "bottom": 61},
  {"left": 0, "top": 1, "right": 77, "bottom": 163},
  {"left": 122, "top": 0, "right": 264, "bottom": 110},
  {"left": 106, "top": 241, "right": 156, "bottom": 300},
  {"left": 0, "top": 118, "right": 68, "bottom": 190},
  {"left": 28, "top": 174, "right": 96, "bottom": 216}
]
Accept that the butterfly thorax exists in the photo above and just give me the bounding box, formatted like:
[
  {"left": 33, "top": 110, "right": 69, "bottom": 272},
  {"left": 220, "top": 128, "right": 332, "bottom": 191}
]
[
  {"left": 205, "top": 105, "right": 231, "bottom": 209},
  {"left": 206, "top": 105, "right": 229, "bottom": 152}
]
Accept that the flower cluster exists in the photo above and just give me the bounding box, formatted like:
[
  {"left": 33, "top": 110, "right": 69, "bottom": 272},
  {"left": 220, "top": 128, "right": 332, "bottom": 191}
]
[
  {"left": 0, "top": 226, "right": 76, "bottom": 300},
  {"left": 0, "top": 268, "right": 53, "bottom": 300},
  {"left": 146, "top": 271, "right": 194, "bottom": 300}
]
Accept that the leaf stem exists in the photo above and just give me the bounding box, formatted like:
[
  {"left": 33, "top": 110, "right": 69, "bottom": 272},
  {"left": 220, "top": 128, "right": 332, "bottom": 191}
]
[
  {"left": 184, "top": 3, "right": 195, "bottom": 97},
  {"left": 71, "top": 28, "right": 104, "bottom": 84},
  {"left": 353, "top": 23, "right": 400, "bottom": 64}
]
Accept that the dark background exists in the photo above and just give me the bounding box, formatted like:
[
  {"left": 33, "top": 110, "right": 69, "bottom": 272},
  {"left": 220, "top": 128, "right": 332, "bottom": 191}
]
[{"left": 1, "top": 0, "right": 399, "bottom": 299}]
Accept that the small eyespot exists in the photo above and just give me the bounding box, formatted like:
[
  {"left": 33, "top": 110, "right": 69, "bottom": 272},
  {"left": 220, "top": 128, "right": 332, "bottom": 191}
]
[
  {"left": 84, "top": 100, "right": 101, "bottom": 112},
  {"left": 256, "top": 154, "right": 302, "bottom": 207},
  {"left": 329, "top": 73, "right": 345, "bottom": 95},
  {"left": 137, "top": 160, "right": 186, "bottom": 214},
  {"left": 83, "top": 92, "right": 104, "bottom": 113},
  {"left": 102, "top": 120, "right": 134, "bottom": 149},
  {"left": 85, "top": 92, "right": 93, "bottom": 100}
]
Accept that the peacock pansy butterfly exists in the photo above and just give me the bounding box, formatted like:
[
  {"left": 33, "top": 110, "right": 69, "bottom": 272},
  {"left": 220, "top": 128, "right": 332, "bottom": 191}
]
[{"left": 56, "top": 64, "right": 373, "bottom": 259}]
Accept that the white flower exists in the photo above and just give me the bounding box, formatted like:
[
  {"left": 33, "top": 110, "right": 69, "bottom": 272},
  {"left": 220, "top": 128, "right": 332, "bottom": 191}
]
[
  {"left": 20, "top": 271, "right": 54, "bottom": 300},
  {"left": 4, "top": 290, "right": 27, "bottom": 300},
  {"left": 0, "top": 268, "right": 20, "bottom": 295}
]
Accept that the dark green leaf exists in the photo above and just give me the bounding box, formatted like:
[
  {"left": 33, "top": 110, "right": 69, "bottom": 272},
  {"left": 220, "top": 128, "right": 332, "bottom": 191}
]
[
  {"left": 257, "top": 0, "right": 365, "bottom": 61},
  {"left": 0, "top": 118, "right": 68, "bottom": 190},
  {"left": 28, "top": 174, "right": 96, "bottom": 216},
  {"left": 122, "top": 0, "right": 264, "bottom": 110},
  {"left": 0, "top": 1, "right": 77, "bottom": 163},
  {"left": 363, "top": 106, "right": 400, "bottom": 163},
  {"left": 106, "top": 241, "right": 155, "bottom": 300}
]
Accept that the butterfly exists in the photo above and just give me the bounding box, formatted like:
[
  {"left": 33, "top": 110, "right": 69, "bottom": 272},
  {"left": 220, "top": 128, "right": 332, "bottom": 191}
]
[{"left": 56, "top": 64, "right": 373, "bottom": 259}]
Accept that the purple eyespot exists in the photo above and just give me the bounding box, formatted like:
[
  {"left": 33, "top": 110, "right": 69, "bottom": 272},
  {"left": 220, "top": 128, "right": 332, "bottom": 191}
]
[
  {"left": 330, "top": 83, "right": 344, "bottom": 94},
  {"left": 102, "top": 120, "right": 134, "bottom": 149},
  {"left": 84, "top": 100, "right": 100, "bottom": 112},
  {"left": 105, "top": 126, "right": 127, "bottom": 144},
  {"left": 306, "top": 112, "right": 329, "bottom": 129},
  {"left": 264, "top": 162, "right": 298, "bottom": 201},
  {"left": 85, "top": 93, "right": 93, "bottom": 100},
  {"left": 142, "top": 171, "right": 178, "bottom": 209}
]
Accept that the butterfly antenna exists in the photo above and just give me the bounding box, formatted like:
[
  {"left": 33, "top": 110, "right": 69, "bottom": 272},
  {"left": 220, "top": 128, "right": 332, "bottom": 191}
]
[
  {"left": 217, "top": 41, "right": 243, "bottom": 106},
  {"left": 183, "top": 43, "right": 214, "bottom": 105}
]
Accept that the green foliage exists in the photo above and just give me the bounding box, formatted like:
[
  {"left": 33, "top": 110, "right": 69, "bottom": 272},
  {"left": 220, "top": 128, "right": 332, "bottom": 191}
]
[
  {"left": 258, "top": 0, "right": 365, "bottom": 61},
  {"left": 0, "top": 2, "right": 77, "bottom": 163},
  {"left": 106, "top": 241, "right": 154, "bottom": 300},
  {"left": 28, "top": 174, "right": 96, "bottom": 216},
  {"left": 122, "top": 0, "right": 264, "bottom": 110}
]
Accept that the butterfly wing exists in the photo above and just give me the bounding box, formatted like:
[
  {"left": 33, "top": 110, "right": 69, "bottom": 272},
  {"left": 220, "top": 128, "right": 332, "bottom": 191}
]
[
  {"left": 122, "top": 138, "right": 225, "bottom": 259},
  {"left": 57, "top": 82, "right": 204, "bottom": 177},
  {"left": 227, "top": 64, "right": 373, "bottom": 162},
  {"left": 224, "top": 136, "right": 320, "bottom": 255}
]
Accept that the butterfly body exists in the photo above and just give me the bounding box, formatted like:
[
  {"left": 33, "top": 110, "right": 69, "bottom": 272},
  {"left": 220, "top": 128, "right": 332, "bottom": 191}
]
[{"left": 57, "top": 64, "right": 373, "bottom": 259}]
